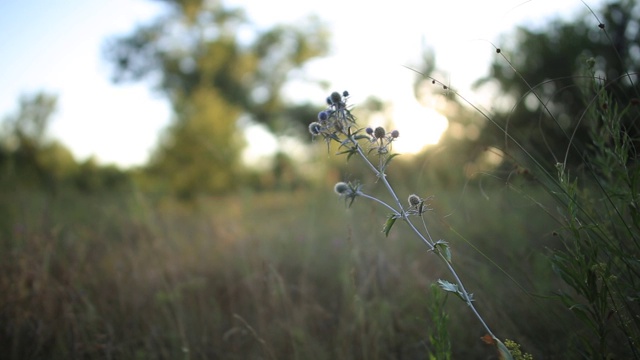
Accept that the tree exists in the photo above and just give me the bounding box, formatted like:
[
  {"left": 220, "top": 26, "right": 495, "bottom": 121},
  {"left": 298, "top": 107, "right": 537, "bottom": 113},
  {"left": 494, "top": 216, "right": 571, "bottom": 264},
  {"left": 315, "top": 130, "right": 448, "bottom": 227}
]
[
  {"left": 413, "top": 0, "right": 639, "bottom": 182},
  {"left": 105, "top": 0, "right": 329, "bottom": 198},
  {"left": 0, "top": 92, "right": 76, "bottom": 189},
  {"left": 472, "top": 0, "right": 640, "bottom": 170}
]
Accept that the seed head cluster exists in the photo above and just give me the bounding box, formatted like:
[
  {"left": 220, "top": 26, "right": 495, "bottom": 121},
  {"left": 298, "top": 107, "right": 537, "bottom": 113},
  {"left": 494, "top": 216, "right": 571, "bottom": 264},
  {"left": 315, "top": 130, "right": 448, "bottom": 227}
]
[
  {"left": 308, "top": 91, "right": 356, "bottom": 143},
  {"left": 406, "top": 194, "right": 433, "bottom": 215},
  {"left": 309, "top": 91, "right": 400, "bottom": 156},
  {"left": 365, "top": 125, "right": 400, "bottom": 155},
  {"left": 309, "top": 91, "right": 401, "bottom": 200},
  {"left": 408, "top": 194, "right": 421, "bottom": 207}
]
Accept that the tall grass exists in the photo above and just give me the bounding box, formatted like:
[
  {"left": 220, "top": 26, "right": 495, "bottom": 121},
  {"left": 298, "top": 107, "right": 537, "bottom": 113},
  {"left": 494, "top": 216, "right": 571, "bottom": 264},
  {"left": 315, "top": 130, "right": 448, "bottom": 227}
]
[
  {"left": 2, "top": 3, "right": 638, "bottom": 360},
  {"left": 400, "top": 11, "right": 640, "bottom": 358},
  {"left": 1, "top": 181, "right": 576, "bottom": 358}
]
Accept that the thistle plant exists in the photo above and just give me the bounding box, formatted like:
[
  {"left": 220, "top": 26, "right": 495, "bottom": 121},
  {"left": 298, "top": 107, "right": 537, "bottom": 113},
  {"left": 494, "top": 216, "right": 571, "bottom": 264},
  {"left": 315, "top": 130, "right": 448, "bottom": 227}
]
[{"left": 309, "top": 91, "right": 514, "bottom": 358}]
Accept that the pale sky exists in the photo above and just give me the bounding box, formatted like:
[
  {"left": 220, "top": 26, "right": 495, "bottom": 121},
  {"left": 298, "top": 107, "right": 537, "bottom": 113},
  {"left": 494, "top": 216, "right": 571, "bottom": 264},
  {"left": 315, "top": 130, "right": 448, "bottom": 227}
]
[{"left": 0, "top": 0, "right": 601, "bottom": 167}]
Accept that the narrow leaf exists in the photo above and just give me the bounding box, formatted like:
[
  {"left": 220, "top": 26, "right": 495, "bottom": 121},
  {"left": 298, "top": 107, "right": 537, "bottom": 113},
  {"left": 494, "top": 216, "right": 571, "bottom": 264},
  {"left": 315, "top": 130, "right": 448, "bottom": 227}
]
[
  {"left": 383, "top": 153, "right": 400, "bottom": 168},
  {"left": 382, "top": 216, "right": 397, "bottom": 237},
  {"left": 437, "top": 279, "right": 466, "bottom": 302},
  {"left": 353, "top": 134, "right": 370, "bottom": 141},
  {"left": 434, "top": 240, "right": 452, "bottom": 262}
]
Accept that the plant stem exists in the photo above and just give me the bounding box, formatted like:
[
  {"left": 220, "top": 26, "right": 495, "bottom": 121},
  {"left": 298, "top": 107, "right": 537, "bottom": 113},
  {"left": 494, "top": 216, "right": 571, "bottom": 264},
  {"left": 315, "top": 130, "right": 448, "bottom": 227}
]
[{"left": 347, "top": 132, "right": 497, "bottom": 339}]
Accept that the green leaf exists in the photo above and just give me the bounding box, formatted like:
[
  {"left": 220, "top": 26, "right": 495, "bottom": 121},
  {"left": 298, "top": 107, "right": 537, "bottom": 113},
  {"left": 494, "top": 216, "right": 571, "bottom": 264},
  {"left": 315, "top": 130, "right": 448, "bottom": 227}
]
[
  {"left": 437, "top": 279, "right": 458, "bottom": 293},
  {"left": 382, "top": 216, "right": 397, "bottom": 237},
  {"left": 437, "top": 279, "right": 471, "bottom": 302},
  {"left": 383, "top": 153, "right": 400, "bottom": 169},
  {"left": 434, "top": 240, "right": 452, "bottom": 262},
  {"left": 336, "top": 147, "right": 358, "bottom": 162}
]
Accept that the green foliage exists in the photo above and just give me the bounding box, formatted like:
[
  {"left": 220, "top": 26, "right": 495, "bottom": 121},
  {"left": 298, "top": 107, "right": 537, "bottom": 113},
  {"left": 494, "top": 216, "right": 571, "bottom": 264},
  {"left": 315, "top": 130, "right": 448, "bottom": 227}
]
[
  {"left": 427, "top": 284, "right": 451, "bottom": 360},
  {"left": 436, "top": 279, "right": 470, "bottom": 303},
  {"left": 404, "top": 2, "right": 640, "bottom": 358},
  {"left": 5, "top": 1, "right": 640, "bottom": 359},
  {"left": 414, "top": 0, "right": 640, "bottom": 182},
  {"left": 0, "top": 92, "right": 133, "bottom": 194},
  {"left": 548, "top": 70, "right": 640, "bottom": 357},
  {"left": 474, "top": 0, "right": 640, "bottom": 171},
  {"left": 414, "top": 1, "right": 640, "bottom": 357},
  {"left": 0, "top": 185, "right": 570, "bottom": 359},
  {"left": 0, "top": 92, "right": 64, "bottom": 188},
  {"left": 504, "top": 339, "right": 533, "bottom": 360},
  {"left": 105, "top": 0, "right": 330, "bottom": 197}
]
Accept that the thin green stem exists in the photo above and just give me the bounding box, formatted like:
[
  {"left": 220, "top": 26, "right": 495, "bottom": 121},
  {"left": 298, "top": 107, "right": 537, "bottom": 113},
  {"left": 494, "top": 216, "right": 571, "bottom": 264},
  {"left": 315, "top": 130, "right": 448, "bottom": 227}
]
[
  {"left": 358, "top": 192, "right": 400, "bottom": 215},
  {"left": 345, "top": 131, "right": 497, "bottom": 339}
]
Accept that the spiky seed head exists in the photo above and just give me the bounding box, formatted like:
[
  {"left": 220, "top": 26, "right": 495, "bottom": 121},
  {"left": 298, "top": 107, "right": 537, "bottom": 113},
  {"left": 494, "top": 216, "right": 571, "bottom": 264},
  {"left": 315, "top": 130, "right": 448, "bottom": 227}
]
[
  {"left": 334, "top": 182, "right": 350, "bottom": 195},
  {"left": 318, "top": 111, "right": 329, "bottom": 122},
  {"left": 330, "top": 91, "right": 342, "bottom": 104},
  {"left": 408, "top": 194, "right": 421, "bottom": 207},
  {"left": 308, "top": 122, "right": 322, "bottom": 135},
  {"left": 390, "top": 130, "right": 399, "bottom": 139},
  {"left": 374, "top": 126, "right": 386, "bottom": 139},
  {"left": 342, "top": 90, "right": 349, "bottom": 97}
]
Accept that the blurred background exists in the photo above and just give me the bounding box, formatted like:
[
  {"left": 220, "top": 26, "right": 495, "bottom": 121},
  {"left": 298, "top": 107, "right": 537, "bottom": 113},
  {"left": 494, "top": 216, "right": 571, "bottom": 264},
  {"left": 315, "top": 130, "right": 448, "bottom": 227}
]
[{"left": 1, "top": 0, "right": 638, "bottom": 358}]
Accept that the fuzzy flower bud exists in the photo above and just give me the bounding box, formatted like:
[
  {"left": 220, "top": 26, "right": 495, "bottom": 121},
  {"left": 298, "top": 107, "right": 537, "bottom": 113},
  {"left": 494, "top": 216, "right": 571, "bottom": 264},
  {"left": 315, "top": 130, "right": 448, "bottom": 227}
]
[
  {"left": 342, "top": 90, "right": 349, "bottom": 97},
  {"left": 390, "top": 130, "right": 399, "bottom": 139},
  {"left": 330, "top": 91, "right": 342, "bottom": 104},
  {"left": 365, "top": 127, "right": 374, "bottom": 135},
  {"left": 308, "top": 122, "right": 322, "bottom": 136},
  {"left": 374, "top": 126, "right": 386, "bottom": 139},
  {"left": 334, "top": 182, "right": 350, "bottom": 195},
  {"left": 408, "top": 194, "right": 421, "bottom": 207},
  {"left": 318, "top": 111, "right": 330, "bottom": 122}
]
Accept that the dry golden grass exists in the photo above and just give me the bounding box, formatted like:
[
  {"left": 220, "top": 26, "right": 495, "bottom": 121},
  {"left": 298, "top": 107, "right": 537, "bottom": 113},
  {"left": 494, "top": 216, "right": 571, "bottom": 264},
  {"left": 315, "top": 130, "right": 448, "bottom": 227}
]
[{"left": 1, "top": 184, "right": 578, "bottom": 359}]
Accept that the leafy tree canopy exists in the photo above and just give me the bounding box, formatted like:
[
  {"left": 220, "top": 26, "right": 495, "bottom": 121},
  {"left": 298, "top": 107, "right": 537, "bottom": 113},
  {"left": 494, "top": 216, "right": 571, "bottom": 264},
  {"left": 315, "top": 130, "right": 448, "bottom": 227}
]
[
  {"left": 415, "top": 0, "right": 639, "bottom": 183},
  {"left": 105, "top": 0, "right": 330, "bottom": 197}
]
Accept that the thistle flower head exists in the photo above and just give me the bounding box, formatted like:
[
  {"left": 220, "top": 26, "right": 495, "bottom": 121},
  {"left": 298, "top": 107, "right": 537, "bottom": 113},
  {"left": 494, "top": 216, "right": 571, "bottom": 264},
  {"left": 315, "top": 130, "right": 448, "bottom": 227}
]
[
  {"left": 408, "top": 194, "right": 421, "bottom": 207},
  {"left": 308, "top": 122, "right": 322, "bottom": 136},
  {"left": 390, "top": 130, "right": 400, "bottom": 139},
  {"left": 365, "top": 127, "right": 374, "bottom": 135},
  {"left": 342, "top": 90, "right": 349, "bottom": 97},
  {"left": 330, "top": 91, "right": 342, "bottom": 105},
  {"left": 308, "top": 91, "right": 357, "bottom": 149},
  {"left": 406, "top": 194, "right": 433, "bottom": 215},
  {"left": 374, "top": 126, "right": 386, "bottom": 139},
  {"left": 334, "top": 182, "right": 350, "bottom": 195},
  {"left": 318, "top": 110, "right": 329, "bottom": 122},
  {"left": 333, "top": 181, "right": 363, "bottom": 207}
]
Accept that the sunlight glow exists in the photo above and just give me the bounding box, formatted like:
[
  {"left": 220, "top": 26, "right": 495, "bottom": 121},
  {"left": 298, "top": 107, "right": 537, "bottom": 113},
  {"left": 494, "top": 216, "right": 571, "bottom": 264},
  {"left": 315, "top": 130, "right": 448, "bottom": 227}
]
[
  {"left": 391, "top": 100, "right": 449, "bottom": 154},
  {"left": 241, "top": 122, "right": 278, "bottom": 169}
]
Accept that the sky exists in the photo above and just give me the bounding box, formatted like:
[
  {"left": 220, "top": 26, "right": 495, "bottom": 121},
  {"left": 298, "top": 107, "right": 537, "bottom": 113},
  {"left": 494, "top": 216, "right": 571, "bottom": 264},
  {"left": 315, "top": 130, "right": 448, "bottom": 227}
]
[{"left": 0, "top": 0, "right": 603, "bottom": 168}]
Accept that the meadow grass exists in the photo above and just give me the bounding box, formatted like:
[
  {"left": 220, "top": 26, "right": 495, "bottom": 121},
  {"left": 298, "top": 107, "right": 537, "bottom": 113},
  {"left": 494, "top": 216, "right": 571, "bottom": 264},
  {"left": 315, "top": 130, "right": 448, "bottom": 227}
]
[
  {"left": 2, "top": 3, "right": 638, "bottom": 359},
  {"left": 399, "top": 24, "right": 640, "bottom": 360},
  {"left": 301, "top": 3, "right": 639, "bottom": 357},
  {"left": 1, "top": 180, "right": 581, "bottom": 359}
]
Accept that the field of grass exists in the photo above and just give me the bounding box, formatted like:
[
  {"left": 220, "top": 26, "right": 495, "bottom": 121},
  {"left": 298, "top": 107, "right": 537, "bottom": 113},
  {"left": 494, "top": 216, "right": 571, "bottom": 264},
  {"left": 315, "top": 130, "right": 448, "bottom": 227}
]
[{"left": 1, "top": 176, "right": 591, "bottom": 359}]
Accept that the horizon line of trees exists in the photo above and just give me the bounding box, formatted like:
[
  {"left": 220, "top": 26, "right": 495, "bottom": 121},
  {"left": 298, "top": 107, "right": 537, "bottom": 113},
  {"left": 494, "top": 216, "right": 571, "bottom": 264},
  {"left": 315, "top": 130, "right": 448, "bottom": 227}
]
[{"left": 2, "top": 0, "right": 637, "bottom": 198}]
